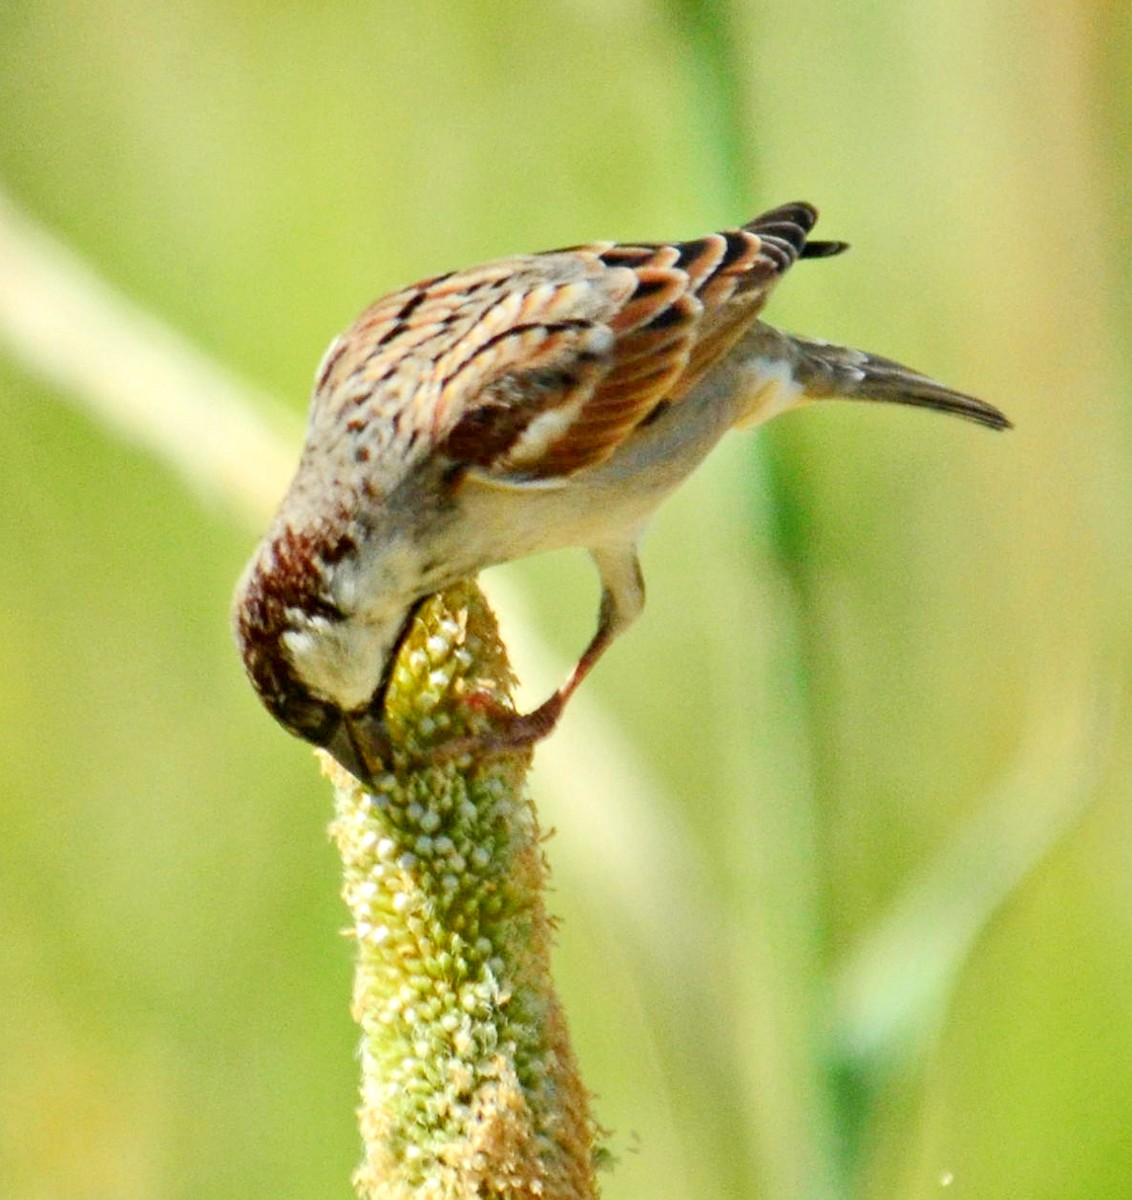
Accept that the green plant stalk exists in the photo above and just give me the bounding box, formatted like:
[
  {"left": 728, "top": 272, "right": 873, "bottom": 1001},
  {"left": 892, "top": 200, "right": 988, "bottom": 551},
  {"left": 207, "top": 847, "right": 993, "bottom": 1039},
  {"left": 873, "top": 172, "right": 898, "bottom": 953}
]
[{"left": 326, "top": 581, "right": 600, "bottom": 1200}]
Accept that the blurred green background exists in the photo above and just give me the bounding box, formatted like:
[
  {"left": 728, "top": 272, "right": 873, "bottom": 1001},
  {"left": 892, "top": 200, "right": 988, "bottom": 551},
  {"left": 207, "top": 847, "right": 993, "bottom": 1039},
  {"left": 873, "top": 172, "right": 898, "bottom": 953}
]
[{"left": 2, "top": 2, "right": 1130, "bottom": 1198}]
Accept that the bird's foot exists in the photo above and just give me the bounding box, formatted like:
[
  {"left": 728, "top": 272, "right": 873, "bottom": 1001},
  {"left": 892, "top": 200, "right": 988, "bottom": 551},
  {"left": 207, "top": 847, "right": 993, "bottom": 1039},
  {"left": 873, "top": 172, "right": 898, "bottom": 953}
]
[{"left": 427, "top": 689, "right": 567, "bottom": 764}]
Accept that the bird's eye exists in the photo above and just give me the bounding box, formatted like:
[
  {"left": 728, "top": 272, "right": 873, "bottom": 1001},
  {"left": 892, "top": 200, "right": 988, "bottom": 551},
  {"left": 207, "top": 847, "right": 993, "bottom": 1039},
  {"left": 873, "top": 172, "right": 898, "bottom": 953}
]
[{"left": 275, "top": 689, "right": 340, "bottom": 747}]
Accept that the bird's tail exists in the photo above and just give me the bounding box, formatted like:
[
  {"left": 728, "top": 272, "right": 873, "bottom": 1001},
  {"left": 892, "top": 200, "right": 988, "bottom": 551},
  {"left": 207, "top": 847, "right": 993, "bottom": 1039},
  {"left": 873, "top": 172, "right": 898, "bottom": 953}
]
[{"left": 737, "top": 322, "right": 1011, "bottom": 431}]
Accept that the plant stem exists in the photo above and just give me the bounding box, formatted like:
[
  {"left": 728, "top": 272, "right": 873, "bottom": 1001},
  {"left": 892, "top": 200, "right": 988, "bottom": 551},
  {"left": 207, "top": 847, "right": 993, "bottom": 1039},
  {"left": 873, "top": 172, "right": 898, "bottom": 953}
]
[{"left": 327, "top": 581, "right": 601, "bottom": 1200}]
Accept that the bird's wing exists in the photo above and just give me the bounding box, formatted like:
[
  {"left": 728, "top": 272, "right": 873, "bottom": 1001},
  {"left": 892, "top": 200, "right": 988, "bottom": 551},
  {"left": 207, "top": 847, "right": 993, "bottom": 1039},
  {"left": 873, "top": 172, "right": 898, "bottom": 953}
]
[
  {"left": 456, "top": 202, "right": 845, "bottom": 480},
  {"left": 322, "top": 203, "right": 845, "bottom": 482}
]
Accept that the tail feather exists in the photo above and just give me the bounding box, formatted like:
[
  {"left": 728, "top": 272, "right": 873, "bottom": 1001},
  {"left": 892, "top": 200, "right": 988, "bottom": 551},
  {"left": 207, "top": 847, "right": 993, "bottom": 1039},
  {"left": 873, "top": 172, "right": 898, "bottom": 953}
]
[
  {"left": 740, "top": 201, "right": 850, "bottom": 265},
  {"left": 745, "top": 325, "right": 1011, "bottom": 431},
  {"left": 800, "top": 239, "right": 850, "bottom": 260}
]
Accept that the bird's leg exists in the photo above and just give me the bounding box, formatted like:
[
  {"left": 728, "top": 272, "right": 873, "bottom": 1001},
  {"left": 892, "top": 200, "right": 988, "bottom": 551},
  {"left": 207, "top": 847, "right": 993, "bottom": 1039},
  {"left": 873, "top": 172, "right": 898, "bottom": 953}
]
[{"left": 443, "top": 543, "right": 645, "bottom": 759}]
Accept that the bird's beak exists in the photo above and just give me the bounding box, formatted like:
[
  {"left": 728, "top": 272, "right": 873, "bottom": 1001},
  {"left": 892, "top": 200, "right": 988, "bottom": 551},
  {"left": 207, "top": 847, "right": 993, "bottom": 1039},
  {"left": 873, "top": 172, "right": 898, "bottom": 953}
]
[{"left": 323, "top": 709, "right": 391, "bottom": 791}]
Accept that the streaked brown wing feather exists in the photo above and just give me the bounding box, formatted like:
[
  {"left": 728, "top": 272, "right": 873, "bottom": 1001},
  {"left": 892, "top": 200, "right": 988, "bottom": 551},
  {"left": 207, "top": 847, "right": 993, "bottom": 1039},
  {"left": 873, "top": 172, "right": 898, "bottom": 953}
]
[
  {"left": 442, "top": 202, "right": 837, "bottom": 479},
  {"left": 440, "top": 316, "right": 614, "bottom": 468},
  {"left": 530, "top": 203, "right": 828, "bottom": 475}
]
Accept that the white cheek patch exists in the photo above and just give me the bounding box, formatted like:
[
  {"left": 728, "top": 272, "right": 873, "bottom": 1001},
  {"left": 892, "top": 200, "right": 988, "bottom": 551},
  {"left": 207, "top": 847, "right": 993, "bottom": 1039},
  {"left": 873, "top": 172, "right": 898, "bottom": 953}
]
[
  {"left": 733, "top": 357, "right": 806, "bottom": 429},
  {"left": 324, "top": 558, "right": 359, "bottom": 612},
  {"left": 277, "top": 534, "right": 426, "bottom": 712},
  {"left": 284, "top": 609, "right": 332, "bottom": 634},
  {"left": 281, "top": 627, "right": 319, "bottom": 664},
  {"left": 282, "top": 623, "right": 385, "bottom": 713}
]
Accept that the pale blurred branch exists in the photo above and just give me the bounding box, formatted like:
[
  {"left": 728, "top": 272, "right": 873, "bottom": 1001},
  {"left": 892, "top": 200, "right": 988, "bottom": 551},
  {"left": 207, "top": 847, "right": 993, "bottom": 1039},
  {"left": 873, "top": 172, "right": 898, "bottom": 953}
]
[
  {"left": 834, "top": 677, "right": 1113, "bottom": 1078},
  {"left": 0, "top": 183, "right": 300, "bottom": 526}
]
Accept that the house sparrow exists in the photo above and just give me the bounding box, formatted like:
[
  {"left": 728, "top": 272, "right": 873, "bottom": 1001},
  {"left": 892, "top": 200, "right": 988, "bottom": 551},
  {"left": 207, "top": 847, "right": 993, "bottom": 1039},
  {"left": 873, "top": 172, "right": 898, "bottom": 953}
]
[{"left": 234, "top": 202, "right": 1009, "bottom": 784}]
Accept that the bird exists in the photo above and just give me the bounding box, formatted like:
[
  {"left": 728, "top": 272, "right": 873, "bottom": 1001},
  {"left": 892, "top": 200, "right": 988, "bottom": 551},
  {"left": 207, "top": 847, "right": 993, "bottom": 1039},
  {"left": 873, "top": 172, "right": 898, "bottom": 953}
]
[{"left": 233, "top": 201, "right": 1010, "bottom": 785}]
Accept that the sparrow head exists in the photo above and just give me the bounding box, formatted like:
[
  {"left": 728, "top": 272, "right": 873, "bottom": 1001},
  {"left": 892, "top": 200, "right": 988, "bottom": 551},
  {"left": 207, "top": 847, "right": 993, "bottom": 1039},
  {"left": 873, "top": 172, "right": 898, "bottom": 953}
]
[{"left": 232, "top": 522, "right": 396, "bottom": 787}]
